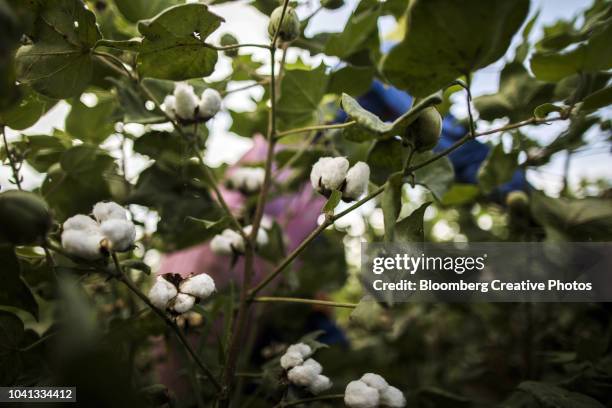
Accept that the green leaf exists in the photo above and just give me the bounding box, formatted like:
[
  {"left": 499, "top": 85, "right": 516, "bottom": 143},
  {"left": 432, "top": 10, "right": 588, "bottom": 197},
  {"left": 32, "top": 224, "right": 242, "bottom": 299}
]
[
  {"left": 107, "top": 77, "right": 166, "bottom": 124},
  {"left": 136, "top": 3, "right": 224, "bottom": 80},
  {"left": 328, "top": 65, "right": 375, "bottom": 96},
  {"left": 114, "top": 0, "right": 182, "bottom": 23},
  {"left": 530, "top": 23, "right": 612, "bottom": 82},
  {"left": 325, "top": 1, "right": 381, "bottom": 59},
  {"left": 413, "top": 153, "right": 454, "bottom": 200},
  {"left": 441, "top": 184, "right": 480, "bottom": 206},
  {"left": 474, "top": 62, "right": 556, "bottom": 122},
  {"left": 120, "top": 259, "right": 151, "bottom": 275},
  {"left": 0, "top": 310, "right": 25, "bottom": 386},
  {"left": 277, "top": 65, "right": 329, "bottom": 132},
  {"left": 382, "top": 0, "right": 529, "bottom": 97},
  {"left": 14, "top": 134, "right": 69, "bottom": 173},
  {"left": 0, "top": 86, "right": 57, "bottom": 130},
  {"left": 341, "top": 92, "right": 443, "bottom": 141},
  {"left": 0, "top": 244, "right": 38, "bottom": 320},
  {"left": 534, "top": 102, "right": 564, "bottom": 119},
  {"left": 530, "top": 192, "right": 612, "bottom": 241},
  {"left": 66, "top": 94, "right": 119, "bottom": 143},
  {"left": 367, "top": 139, "right": 407, "bottom": 185},
  {"left": 323, "top": 190, "right": 342, "bottom": 214},
  {"left": 15, "top": 0, "right": 101, "bottom": 98},
  {"left": 186, "top": 216, "right": 230, "bottom": 235},
  {"left": 580, "top": 86, "right": 612, "bottom": 112},
  {"left": 477, "top": 143, "right": 519, "bottom": 194},
  {"left": 516, "top": 381, "right": 605, "bottom": 408},
  {"left": 395, "top": 202, "right": 431, "bottom": 243},
  {"left": 349, "top": 296, "right": 393, "bottom": 332},
  {"left": 381, "top": 173, "right": 403, "bottom": 241}
]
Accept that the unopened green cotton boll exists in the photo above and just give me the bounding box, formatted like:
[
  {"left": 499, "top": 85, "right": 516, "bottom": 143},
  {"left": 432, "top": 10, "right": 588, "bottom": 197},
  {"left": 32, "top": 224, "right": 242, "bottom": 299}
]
[
  {"left": 220, "top": 33, "right": 239, "bottom": 56},
  {"left": 268, "top": 6, "right": 300, "bottom": 42},
  {"left": 0, "top": 190, "right": 52, "bottom": 245},
  {"left": 406, "top": 107, "right": 442, "bottom": 152},
  {"left": 506, "top": 190, "right": 529, "bottom": 210},
  {"left": 322, "top": 0, "right": 344, "bottom": 9}
]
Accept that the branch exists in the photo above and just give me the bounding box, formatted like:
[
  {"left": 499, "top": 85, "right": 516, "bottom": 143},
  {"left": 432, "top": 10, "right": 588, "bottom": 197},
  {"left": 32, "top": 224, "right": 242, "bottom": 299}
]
[
  {"left": 276, "top": 121, "right": 357, "bottom": 139},
  {"left": 111, "top": 253, "right": 222, "bottom": 391},
  {"left": 253, "top": 297, "right": 357, "bottom": 308},
  {"left": 1, "top": 126, "right": 22, "bottom": 190}
]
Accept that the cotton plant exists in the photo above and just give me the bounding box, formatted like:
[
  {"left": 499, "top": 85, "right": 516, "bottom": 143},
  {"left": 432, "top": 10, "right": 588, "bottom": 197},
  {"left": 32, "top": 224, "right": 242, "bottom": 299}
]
[
  {"left": 61, "top": 201, "right": 136, "bottom": 260},
  {"left": 280, "top": 343, "right": 332, "bottom": 395},
  {"left": 344, "top": 373, "right": 406, "bottom": 408},
  {"left": 148, "top": 273, "right": 216, "bottom": 314},
  {"left": 210, "top": 224, "right": 269, "bottom": 256},
  {"left": 310, "top": 157, "right": 370, "bottom": 202},
  {"left": 163, "top": 82, "right": 222, "bottom": 123}
]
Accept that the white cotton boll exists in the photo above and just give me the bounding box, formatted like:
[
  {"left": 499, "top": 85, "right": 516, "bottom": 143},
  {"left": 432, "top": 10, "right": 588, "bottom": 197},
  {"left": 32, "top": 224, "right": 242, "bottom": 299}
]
[
  {"left": 173, "top": 82, "right": 198, "bottom": 120},
  {"left": 211, "top": 229, "right": 244, "bottom": 255},
  {"left": 242, "top": 225, "right": 268, "bottom": 248},
  {"left": 93, "top": 201, "right": 127, "bottom": 222},
  {"left": 148, "top": 276, "right": 178, "bottom": 310},
  {"left": 172, "top": 293, "right": 196, "bottom": 314},
  {"left": 61, "top": 229, "right": 105, "bottom": 260},
  {"left": 302, "top": 358, "right": 322, "bottom": 375},
  {"left": 344, "top": 162, "right": 370, "bottom": 200},
  {"left": 360, "top": 373, "right": 389, "bottom": 391},
  {"left": 310, "top": 157, "right": 349, "bottom": 193},
  {"left": 198, "top": 88, "right": 222, "bottom": 119},
  {"left": 229, "top": 167, "right": 265, "bottom": 193},
  {"left": 100, "top": 219, "right": 136, "bottom": 252},
  {"left": 280, "top": 351, "right": 303, "bottom": 370},
  {"left": 179, "top": 273, "right": 216, "bottom": 299},
  {"left": 260, "top": 215, "right": 273, "bottom": 230},
  {"left": 287, "top": 364, "right": 318, "bottom": 387},
  {"left": 63, "top": 214, "right": 99, "bottom": 232},
  {"left": 308, "top": 374, "right": 332, "bottom": 395},
  {"left": 344, "top": 380, "right": 380, "bottom": 408},
  {"left": 379, "top": 386, "right": 406, "bottom": 408},
  {"left": 163, "top": 95, "right": 176, "bottom": 119},
  {"left": 287, "top": 343, "right": 312, "bottom": 358}
]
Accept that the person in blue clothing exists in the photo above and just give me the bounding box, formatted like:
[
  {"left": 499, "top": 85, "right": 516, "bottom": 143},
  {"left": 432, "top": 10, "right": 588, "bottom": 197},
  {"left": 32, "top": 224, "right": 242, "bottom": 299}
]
[{"left": 335, "top": 79, "right": 528, "bottom": 202}]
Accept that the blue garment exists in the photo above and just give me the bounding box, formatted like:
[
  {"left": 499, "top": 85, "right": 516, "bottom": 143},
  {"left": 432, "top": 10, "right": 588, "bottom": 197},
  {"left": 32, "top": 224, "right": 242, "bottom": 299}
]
[{"left": 337, "top": 80, "right": 527, "bottom": 198}]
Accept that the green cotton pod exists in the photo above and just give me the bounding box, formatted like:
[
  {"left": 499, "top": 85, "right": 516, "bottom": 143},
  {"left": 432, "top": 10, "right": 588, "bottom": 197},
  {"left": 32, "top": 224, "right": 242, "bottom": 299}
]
[
  {"left": 506, "top": 191, "right": 530, "bottom": 210},
  {"left": 322, "top": 0, "right": 344, "bottom": 9},
  {"left": 0, "top": 190, "right": 52, "bottom": 245},
  {"left": 406, "top": 107, "right": 442, "bottom": 152},
  {"left": 220, "top": 33, "right": 239, "bottom": 56},
  {"left": 268, "top": 6, "right": 300, "bottom": 43}
]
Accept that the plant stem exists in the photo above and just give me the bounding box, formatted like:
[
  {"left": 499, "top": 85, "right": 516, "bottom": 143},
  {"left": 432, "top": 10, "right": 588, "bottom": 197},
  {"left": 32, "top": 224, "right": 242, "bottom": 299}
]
[
  {"left": 204, "top": 43, "right": 271, "bottom": 51},
  {"left": 276, "top": 121, "right": 357, "bottom": 138},
  {"left": 112, "top": 253, "right": 222, "bottom": 391},
  {"left": 93, "top": 51, "right": 134, "bottom": 80},
  {"left": 222, "top": 80, "right": 270, "bottom": 96},
  {"left": 276, "top": 394, "right": 345, "bottom": 407},
  {"left": 1, "top": 126, "right": 22, "bottom": 190},
  {"left": 253, "top": 297, "right": 357, "bottom": 308}
]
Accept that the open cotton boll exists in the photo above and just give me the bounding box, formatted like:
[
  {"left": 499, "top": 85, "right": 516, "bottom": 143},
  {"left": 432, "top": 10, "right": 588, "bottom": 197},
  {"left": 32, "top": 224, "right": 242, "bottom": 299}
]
[
  {"left": 344, "top": 380, "right": 380, "bottom": 408},
  {"left": 280, "top": 351, "right": 303, "bottom": 369},
  {"left": 287, "top": 343, "right": 312, "bottom": 358},
  {"left": 343, "top": 162, "right": 370, "bottom": 201},
  {"left": 100, "top": 219, "right": 136, "bottom": 252},
  {"left": 61, "top": 229, "right": 105, "bottom": 260},
  {"left": 310, "top": 157, "right": 349, "bottom": 193},
  {"left": 179, "top": 273, "right": 216, "bottom": 299},
  {"left": 93, "top": 201, "right": 127, "bottom": 223},
  {"left": 228, "top": 167, "right": 265, "bottom": 194},
  {"left": 198, "top": 88, "right": 222, "bottom": 119},
  {"left": 287, "top": 364, "right": 319, "bottom": 387},
  {"left": 243, "top": 225, "right": 268, "bottom": 248},
  {"left": 379, "top": 386, "right": 406, "bottom": 408},
  {"left": 302, "top": 358, "right": 322, "bottom": 375},
  {"left": 172, "top": 293, "right": 196, "bottom": 314},
  {"left": 63, "top": 214, "right": 99, "bottom": 232},
  {"left": 309, "top": 374, "right": 332, "bottom": 395},
  {"left": 173, "top": 83, "right": 198, "bottom": 120},
  {"left": 360, "top": 373, "right": 388, "bottom": 391},
  {"left": 148, "top": 276, "right": 178, "bottom": 310},
  {"left": 211, "top": 229, "right": 244, "bottom": 255},
  {"left": 163, "top": 95, "right": 176, "bottom": 119}
]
